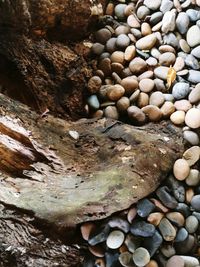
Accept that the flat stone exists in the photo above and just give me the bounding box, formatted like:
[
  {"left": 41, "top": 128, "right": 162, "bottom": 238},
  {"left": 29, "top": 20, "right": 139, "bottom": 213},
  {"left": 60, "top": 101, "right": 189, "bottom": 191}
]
[
  {"left": 187, "top": 25, "right": 200, "bottom": 47},
  {"left": 119, "top": 252, "right": 134, "bottom": 267},
  {"left": 185, "top": 108, "right": 200, "bottom": 129},
  {"left": 159, "top": 218, "right": 176, "bottom": 241},
  {"left": 136, "top": 34, "right": 157, "bottom": 50},
  {"left": 106, "top": 230, "right": 125, "bottom": 249},
  {"left": 88, "top": 225, "right": 110, "bottom": 246},
  {"left": 130, "top": 220, "right": 156, "bottom": 237},
  {"left": 175, "top": 203, "right": 191, "bottom": 217},
  {"left": 132, "top": 247, "right": 150, "bottom": 267}
]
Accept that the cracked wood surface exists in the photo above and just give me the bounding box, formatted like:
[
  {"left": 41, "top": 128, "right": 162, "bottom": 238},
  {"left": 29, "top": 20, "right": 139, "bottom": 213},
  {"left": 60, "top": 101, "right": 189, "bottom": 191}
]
[{"left": 0, "top": 93, "right": 184, "bottom": 232}]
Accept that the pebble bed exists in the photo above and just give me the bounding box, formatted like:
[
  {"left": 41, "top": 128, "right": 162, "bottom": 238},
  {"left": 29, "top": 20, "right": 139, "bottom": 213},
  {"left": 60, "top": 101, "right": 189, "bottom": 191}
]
[{"left": 81, "top": 0, "right": 200, "bottom": 266}]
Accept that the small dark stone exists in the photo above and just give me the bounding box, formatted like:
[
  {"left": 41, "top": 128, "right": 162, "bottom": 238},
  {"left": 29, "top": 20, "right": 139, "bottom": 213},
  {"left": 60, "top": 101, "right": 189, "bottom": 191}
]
[
  {"left": 137, "top": 198, "right": 155, "bottom": 218},
  {"left": 175, "top": 235, "right": 196, "bottom": 254},
  {"left": 105, "top": 252, "right": 122, "bottom": 267},
  {"left": 143, "top": 230, "right": 163, "bottom": 257},
  {"left": 130, "top": 220, "right": 156, "bottom": 237},
  {"left": 156, "top": 186, "right": 178, "bottom": 209},
  {"left": 88, "top": 224, "right": 110, "bottom": 246},
  {"left": 191, "top": 195, "right": 200, "bottom": 211},
  {"left": 166, "top": 175, "right": 185, "bottom": 202},
  {"left": 175, "top": 203, "right": 191, "bottom": 217}
]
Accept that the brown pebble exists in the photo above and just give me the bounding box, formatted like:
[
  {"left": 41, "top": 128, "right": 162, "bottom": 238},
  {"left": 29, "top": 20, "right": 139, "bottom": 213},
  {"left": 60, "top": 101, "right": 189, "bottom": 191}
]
[
  {"left": 139, "top": 79, "right": 155, "bottom": 93},
  {"left": 110, "top": 51, "right": 125, "bottom": 64},
  {"left": 159, "top": 45, "right": 176, "bottom": 54},
  {"left": 125, "top": 45, "right": 136, "bottom": 61},
  {"left": 111, "top": 63, "right": 124, "bottom": 75},
  {"left": 121, "top": 76, "right": 139, "bottom": 95},
  {"left": 95, "top": 28, "right": 112, "bottom": 44},
  {"left": 173, "top": 158, "right": 190, "bottom": 181},
  {"left": 104, "top": 106, "right": 119, "bottom": 120},
  {"left": 107, "top": 84, "right": 125, "bottom": 101},
  {"left": 117, "top": 97, "right": 130, "bottom": 112},
  {"left": 93, "top": 110, "right": 104, "bottom": 118},
  {"left": 127, "top": 206, "right": 137, "bottom": 223},
  {"left": 88, "top": 76, "right": 102, "bottom": 94},
  {"left": 166, "top": 212, "right": 185, "bottom": 227},
  {"left": 89, "top": 245, "right": 104, "bottom": 258},
  {"left": 95, "top": 258, "right": 106, "bottom": 267},
  {"left": 150, "top": 198, "right": 169, "bottom": 213},
  {"left": 189, "top": 83, "right": 200, "bottom": 104},
  {"left": 147, "top": 212, "right": 164, "bottom": 226},
  {"left": 105, "top": 2, "right": 114, "bottom": 16},
  {"left": 145, "top": 260, "right": 159, "bottom": 267},
  {"left": 127, "top": 106, "right": 146, "bottom": 124},
  {"left": 137, "top": 92, "right": 149, "bottom": 108},
  {"left": 183, "top": 146, "right": 200, "bottom": 166},
  {"left": 119, "top": 244, "right": 129, "bottom": 253},
  {"left": 98, "top": 58, "right": 112, "bottom": 77},
  {"left": 129, "top": 57, "right": 147, "bottom": 74},
  {"left": 142, "top": 105, "right": 163, "bottom": 122},
  {"left": 141, "top": 22, "right": 152, "bottom": 36},
  {"left": 130, "top": 89, "right": 140, "bottom": 103},
  {"left": 80, "top": 222, "right": 96, "bottom": 241},
  {"left": 186, "top": 188, "right": 195, "bottom": 204},
  {"left": 124, "top": 3, "right": 135, "bottom": 17},
  {"left": 159, "top": 52, "right": 176, "bottom": 67},
  {"left": 161, "top": 102, "right": 175, "bottom": 118}
]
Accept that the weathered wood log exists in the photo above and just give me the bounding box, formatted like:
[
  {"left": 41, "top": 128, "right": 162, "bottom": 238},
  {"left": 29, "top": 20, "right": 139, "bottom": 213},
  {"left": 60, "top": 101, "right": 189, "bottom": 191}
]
[{"left": 0, "top": 93, "right": 184, "bottom": 229}]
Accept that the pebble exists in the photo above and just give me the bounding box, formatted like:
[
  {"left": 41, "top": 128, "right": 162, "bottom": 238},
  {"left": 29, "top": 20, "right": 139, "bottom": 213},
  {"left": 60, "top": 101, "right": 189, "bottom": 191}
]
[
  {"left": 159, "top": 52, "right": 176, "bottom": 66},
  {"left": 119, "top": 252, "right": 134, "bottom": 267},
  {"left": 127, "top": 207, "right": 137, "bottom": 223},
  {"left": 141, "top": 105, "right": 163, "bottom": 122},
  {"left": 156, "top": 186, "right": 178, "bottom": 209},
  {"left": 185, "top": 108, "right": 200, "bottom": 129},
  {"left": 166, "top": 212, "right": 185, "bottom": 227},
  {"left": 136, "top": 34, "right": 157, "bottom": 50},
  {"left": 111, "top": 51, "right": 125, "bottom": 65},
  {"left": 172, "top": 82, "right": 190, "bottom": 100},
  {"left": 185, "top": 54, "right": 200, "bottom": 70},
  {"left": 161, "top": 244, "right": 176, "bottom": 258},
  {"left": 89, "top": 245, "right": 104, "bottom": 258},
  {"left": 154, "top": 66, "right": 169, "bottom": 80},
  {"left": 179, "top": 39, "right": 191, "bottom": 53},
  {"left": 188, "top": 84, "right": 200, "bottom": 104},
  {"left": 174, "top": 100, "right": 192, "bottom": 112},
  {"left": 137, "top": 6, "right": 151, "bottom": 20},
  {"left": 186, "top": 188, "right": 195, "bottom": 203},
  {"left": 191, "top": 195, "right": 200, "bottom": 211},
  {"left": 150, "top": 11, "right": 163, "bottom": 25},
  {"left": 121, "top": 77, "right": 138, "bottom": 95},
  {"left": 106, "top": 38, "right": 117, "bottom": 53},
  {"left": 173, "top": 158, "right": 190, "bottom": 181},
  {"left": 104, "top": 106, "right": 119, "bottom": 120},
  {"left": 186, "top": 9, "right": 200, "bottom": 21},
  {"left": 163, "top": 32, "right": 179, "bottom": 47},
  {"left": 108, "top": 217, "right": 130, "bottom": 233},
  {"left": 132, "top": 247, "right": 150, "bottom": 267},
  {"left": 176, "top": 203, "right": 191, "bottom": 217},
  {"left": 95, "top": 29, "right": 112, "bottom": 44},
  {"left": 117, "top": 97, "right": 130, "bottom": 112},
  {"left": 88, "top": 225, "right": 110, "bottom": 246},
  {"left": 106, "top": 230, "right": 125, "bottom": 249},
  {"left": 175, "top": 227, "right": 188, "bottom": 243},
  {"left": 176, "top": 235, "right": 196, "bottom": 254},
  {"left": 139, "top": 79, "right": 155, "bottom": 93},
  {"left": 161, "top": 10, "right": 176, "bottom": 33},
  {"left": 107, "top": 84, "right": 125, "bottom": 101},
  {"left": 160, "top": 0, "right": 174, "bottom": 13},
  {"left": 130, "top": 220, "right": 156, "bottom": 237},
  {"left": 170, "top": 110, "right": 185, "bottom": 125},
  {"left": 81, "top": 222, "right": 96, "bottom": 241},
  {"left": 125, "top": 234, "right": 141, "bottom": 253},
  {"left": 149, "top": 92, "right": 165, "bottom": 107},
  {"left": 147, "top": 212, "right": 164, "bottom": 226},
  {"left": 158, "top": 218, "right": 176, "bottom": 241},
  {"left": 124, "top": 45, "right": 136, "bottom": 61},
  {"left": 115, "top": 4, "right": 127, "bottom": 20},
  {"left": 185, "top": 215, "right": 199, "bottom": 234},
  {"left": 127, "top": 106, "right": 146, "bottom": 125},
  {"left": 188, "top": 70, "right": 200, "bottom": 83},
  {"left": 127, "top": 14, "right": 140, "bottom": 28},
  {"left": 150, "top": 198, "right": 169, "bottom": 213},
  {"left": 116, "top": 34, "right": 130, "bottom": 49},
  {"left": 180, "top": 256, "right": 200, "bottom": 267},
  {"left": 88, "top": 76, "right": 102, "bottom": 94},
  {"left": 137, "top": 199, "right": 155, "bottom": 218},
  {"left": 186, "top": 25, "right": 200, "bottom": 47},
  {"left": 141, "top": 23, "right": 152, "bottom": 36},
  {"left": 183, "top": 146, "right": 200, "bottom": 166},
  {"left": 143, "top": 231, "right": 163, "bottom": 257},
  {"left": 183, "top": 131, "right": 200, "bottom": 145},
  {"left": 166, "top": 256, "right": 185, "bottom": 267},
  {"left": 191, "top": 45, "right": 200, "bottom": 59},
  {"left": 161, "top": 102, "right": 175, "bottom": 118},
  {"left": 145, "top": 260, "right": 159, "bottom": 267},
  {"left": 173, "top": 57, "right": 185, "bottom": 72},
  {"left": 146, "top": 57, "right": 158, "bottom": 67},
  {"left": 129, "top": 58, "right": 147, "bottom": 74},
  {"left": 186, "top": 169, "right": 200, "bottom": 186},
  {"left": 167, "top": 175, "right": 185, "bottom": 203},
  {"left": 176, "top": 12, "right": 190, "bottom": 34},
  {"left": 87, "top": 95, "right": 100, "bottom": 110}
]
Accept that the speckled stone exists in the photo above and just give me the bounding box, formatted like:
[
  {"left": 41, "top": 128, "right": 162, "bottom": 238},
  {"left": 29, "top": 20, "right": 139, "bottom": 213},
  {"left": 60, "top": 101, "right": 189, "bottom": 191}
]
[{"left": 172, "top": 82, "right": 190, "bottom": 100}]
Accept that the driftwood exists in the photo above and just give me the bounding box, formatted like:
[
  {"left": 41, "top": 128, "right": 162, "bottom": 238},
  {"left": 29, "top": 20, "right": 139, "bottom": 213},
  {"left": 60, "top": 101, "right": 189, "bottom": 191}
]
[{"left": 0, "top": 93, "right": 184, "bottom": 266}]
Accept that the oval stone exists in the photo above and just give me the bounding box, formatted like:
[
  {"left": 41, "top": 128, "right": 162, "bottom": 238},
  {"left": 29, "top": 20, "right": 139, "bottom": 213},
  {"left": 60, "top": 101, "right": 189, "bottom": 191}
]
[
  {"left": 136, "top": 34, "right": 157, "bottom": 50},
  {"left": 149, "top": 92, "right": 165, "bottom": 107},
  {"left": 106, "top": 230, "right": 125, "bottom": 249},
  {"left": 173, "top": 159, "right": 190, "bottom": 181},
  {"left": 191, "top": 195, "right": 200, "bottom": 212},
  {"left": 142, "top": 105, "right": 162, "bottom": 122},
  {"left": 183, "top": 131, "right": 200, "bottom": 146},
  {"left": 172, "top": 82, "right": 190, "bottom": 100},
  {"left": 185, "top": 108, "right": 200, "bottom": 129},
  {"left": 132, "top": 247, "right": 150, "bottom": 267},
  {"left": 139, "top": 79, "right": 155, "bottom": 93},
  {"left": 170, "top": 111, "right": 185, "bottom": 125},
  {"left": 158, "top": 218, "right": 176, "bottom": 241},
  {"left": 188, "top": 84, "right": 200, "bottom": 104},
  {"left": 187, "top": 25, "right": 200, "bottom": 47}
]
